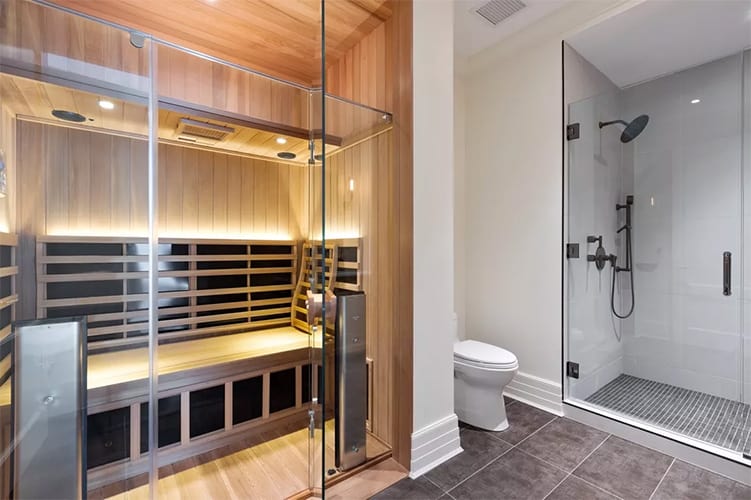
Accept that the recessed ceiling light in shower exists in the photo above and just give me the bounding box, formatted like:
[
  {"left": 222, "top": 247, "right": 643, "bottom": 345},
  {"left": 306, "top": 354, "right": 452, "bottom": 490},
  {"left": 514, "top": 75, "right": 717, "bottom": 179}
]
[
  {"left": 98, "top": 99, "right": 115, "bottom": 110},
  {"left": 51, "top": 109, "right": 87, "bottom": 123},
  {"left": 691, "top": 98, "right": 701, "bottom": 104},
  {"left": 277, "top": 152, "right": 296, "bottom": 160}
]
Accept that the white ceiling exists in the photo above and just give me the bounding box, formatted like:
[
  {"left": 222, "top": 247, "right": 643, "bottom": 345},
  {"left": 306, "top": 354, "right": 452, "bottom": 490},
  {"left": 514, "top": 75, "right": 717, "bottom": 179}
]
[
  {"left": 454, "top": 0, "right": 568, "bottom": 60},
  {"left": 566, "top": 0, "right": 751, "bottom": 88}
]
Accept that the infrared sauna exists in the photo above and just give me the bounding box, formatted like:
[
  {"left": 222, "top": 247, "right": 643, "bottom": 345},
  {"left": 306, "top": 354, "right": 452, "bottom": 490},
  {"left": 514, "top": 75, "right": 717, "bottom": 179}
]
[{"left": 0, "top": 0, "right": 407, "bottom": 497}]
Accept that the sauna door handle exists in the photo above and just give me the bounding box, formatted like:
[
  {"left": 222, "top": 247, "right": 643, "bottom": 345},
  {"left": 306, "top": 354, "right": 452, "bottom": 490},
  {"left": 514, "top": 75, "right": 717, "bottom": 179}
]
[{"left": 723, "top": 251, "right": 731, "bottom": 296}]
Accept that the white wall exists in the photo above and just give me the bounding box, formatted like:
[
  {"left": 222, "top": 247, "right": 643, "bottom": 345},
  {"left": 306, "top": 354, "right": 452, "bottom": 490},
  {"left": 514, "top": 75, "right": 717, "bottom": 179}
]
[
  {"left": 454, "top": 75, "right": 467, "bottom": 342},
  {"left": 457, "top": 1, "right": 624, "bottom": 413},
  {"left": 411, "top": 0, "right": 461, "bottom": 477}
]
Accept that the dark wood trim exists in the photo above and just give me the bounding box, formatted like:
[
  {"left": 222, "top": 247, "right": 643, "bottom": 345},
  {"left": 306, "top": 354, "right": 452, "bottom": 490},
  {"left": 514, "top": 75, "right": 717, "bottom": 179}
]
[{"left": 390, "top": 0, "right": 413, "bottom": 470}]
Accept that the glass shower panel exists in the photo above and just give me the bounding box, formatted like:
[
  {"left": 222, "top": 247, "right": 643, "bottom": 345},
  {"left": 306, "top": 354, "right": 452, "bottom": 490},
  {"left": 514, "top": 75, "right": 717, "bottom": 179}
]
[
  {"left": 566, "top": 51, "right": 746, "bottom": 458},
  {"left": 0, "top": 0, "right": 154, "bottom": 496},
  {"left": 743, "top": 48, "right": 751, "bottom": 411}
]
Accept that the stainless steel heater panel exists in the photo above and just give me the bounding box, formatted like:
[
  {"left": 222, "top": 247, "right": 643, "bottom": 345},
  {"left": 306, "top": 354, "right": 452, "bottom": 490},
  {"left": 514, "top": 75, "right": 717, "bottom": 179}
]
[
  {"left": 335, "top": 293, "right": 367, "bottom": 471},
  {"left": 14, "top": 318, "right": 87, "bottom": 499}
]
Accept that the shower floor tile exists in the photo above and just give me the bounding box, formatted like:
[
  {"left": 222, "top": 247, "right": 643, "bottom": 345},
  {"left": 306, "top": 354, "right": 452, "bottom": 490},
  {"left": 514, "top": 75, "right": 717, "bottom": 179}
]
[{"left": 585, "top": 374, "right": 751, "bottom": 455}]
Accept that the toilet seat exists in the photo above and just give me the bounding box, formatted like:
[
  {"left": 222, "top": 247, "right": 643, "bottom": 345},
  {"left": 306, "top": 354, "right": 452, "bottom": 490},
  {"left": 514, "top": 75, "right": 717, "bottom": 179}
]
[{"left": 454, "top": 340, "right": 518, "bottom": 369}]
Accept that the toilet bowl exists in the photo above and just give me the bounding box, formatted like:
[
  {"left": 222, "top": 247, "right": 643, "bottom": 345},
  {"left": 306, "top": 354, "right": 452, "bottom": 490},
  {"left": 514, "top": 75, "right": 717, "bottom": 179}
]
[{"left": 454, "top": 340, "right": 518, "bottom": 431}]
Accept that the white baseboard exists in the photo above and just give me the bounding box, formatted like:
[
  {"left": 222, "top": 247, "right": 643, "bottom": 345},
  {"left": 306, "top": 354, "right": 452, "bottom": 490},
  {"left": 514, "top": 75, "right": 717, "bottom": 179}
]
[
  {"left": 504, "top": 371, "right": 563, "bottom": 416},
  {"left": 409, "top": 413, "right": 463, "bottom": 478}
]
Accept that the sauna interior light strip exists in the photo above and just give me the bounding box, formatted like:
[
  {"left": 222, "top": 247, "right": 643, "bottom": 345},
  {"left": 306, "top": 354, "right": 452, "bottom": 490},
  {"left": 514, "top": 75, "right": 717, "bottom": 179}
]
[{"left": 46, "top": 230, "right": 294, "bottom": 241}]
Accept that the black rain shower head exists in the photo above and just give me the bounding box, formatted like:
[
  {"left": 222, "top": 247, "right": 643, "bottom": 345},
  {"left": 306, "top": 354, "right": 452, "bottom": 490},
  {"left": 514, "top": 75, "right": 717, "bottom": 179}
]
[{"left": 599, "top": 114, "right": 649, "bottom": 143}]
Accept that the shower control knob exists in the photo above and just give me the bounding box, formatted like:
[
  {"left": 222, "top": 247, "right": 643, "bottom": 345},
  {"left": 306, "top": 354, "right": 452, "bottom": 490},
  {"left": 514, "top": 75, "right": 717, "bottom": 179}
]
[{"left": 42, "top": 395, "right": 54, "bottom": 405}]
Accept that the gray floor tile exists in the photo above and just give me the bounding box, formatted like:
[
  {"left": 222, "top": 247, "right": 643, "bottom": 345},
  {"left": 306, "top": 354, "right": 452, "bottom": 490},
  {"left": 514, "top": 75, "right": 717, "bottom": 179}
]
[
  {"left": 425, "top": 427, "right": 511, "bottom": 491},
  {"left": 651, "top": 460, "right": 751, "bottom": 500},
  {"left": 495, "top": 401, "right": 557, "bottom": 445},
  {"left": 371, "top": 476, "right": 444, "bottom": 500},
  {"left": 573, "top": 436, "right": 673, "bottom": 499},
  {"left": 449, "top": 449, "right": 566, "bottom": 500},
  {"left": 546, "top": 476, "right": 618, "bottom": 500},
  {"left": 518, "top": 418, "right": 609, "bottom": 471}
]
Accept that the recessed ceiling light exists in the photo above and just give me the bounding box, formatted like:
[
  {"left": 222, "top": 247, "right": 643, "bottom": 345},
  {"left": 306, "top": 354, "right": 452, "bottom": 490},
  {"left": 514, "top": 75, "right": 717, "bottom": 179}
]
[
  {"left": 98, "top": 99, "right": 115, "bottom": 110},
  {"left": 690, "top": 99, "right": 701, "bottom": 104},
  {"left": 276, "top": 137, "right": 287, "bottom": 145}
]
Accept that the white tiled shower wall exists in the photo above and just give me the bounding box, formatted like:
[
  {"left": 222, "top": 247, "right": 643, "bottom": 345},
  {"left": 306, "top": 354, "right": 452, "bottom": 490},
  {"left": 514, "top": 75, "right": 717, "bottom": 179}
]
[{"left": 621, "top": 54, "right": 745, "bottom": 401}]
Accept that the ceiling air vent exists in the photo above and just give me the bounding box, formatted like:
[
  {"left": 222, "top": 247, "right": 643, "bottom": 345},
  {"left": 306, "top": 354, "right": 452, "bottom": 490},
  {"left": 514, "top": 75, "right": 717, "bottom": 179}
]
[
  {"left": 475, "top": 0, "right": 526, "bottom": 26},
  {"left": 175, "top": 118, "right": 234, "bottom": 145}
]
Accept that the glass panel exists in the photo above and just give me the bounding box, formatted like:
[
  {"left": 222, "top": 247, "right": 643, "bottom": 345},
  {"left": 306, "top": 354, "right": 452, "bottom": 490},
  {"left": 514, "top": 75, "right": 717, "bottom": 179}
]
[
  {"left": 319, "top": 1, "right": 395, "bottom": 490},
  {"left": 743, "top": 48, "right": 751, "bottom": 417},
  {"left": 0, "top": 0, "right": 153, "bottom": 497},
  {"left": 565, "top": 48, "right": 745, "bottom": 457},
  {"left": 152, "top": 41, "right": 316, "bottom": 497}
]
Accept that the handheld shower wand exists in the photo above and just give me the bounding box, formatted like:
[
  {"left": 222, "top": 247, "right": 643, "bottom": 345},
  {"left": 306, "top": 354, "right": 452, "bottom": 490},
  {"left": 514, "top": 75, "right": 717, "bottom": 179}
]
[{"left": 611, "top": 195, "right": 635, "bottom": 319}]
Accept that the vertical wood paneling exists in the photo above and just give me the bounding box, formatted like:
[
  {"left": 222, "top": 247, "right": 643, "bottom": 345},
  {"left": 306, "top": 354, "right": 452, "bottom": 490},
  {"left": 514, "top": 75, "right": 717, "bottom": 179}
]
[
  {"left": 16, "top": 120, "right": 42, "bottom": 319},
  {"left": 68, "top": 129, "right": 91, "bottom": 230},
  {"left": 17, "top": 122, "right": 304, "bottom": 239},
  {"left": 182, "top": 148, "right": 199, "bottom": 234},
  {"left": 226, "top": 155, "right": 243, "bottom": 233},
  {"left": 196, "top": 150, "right": 214, "bottom": 234},
  {"left": 164, "top": 145, "right": 183, "bottom": 231},
  {"left": 253, "top": 160, "right": 268, "bottom": 233},
  {"left": 240, "top": 157, "right": 255, "bottom": 234},
  {"left": 212, "top": 153, "right": 228, "bottom": 233},
  {"left": 45, "top": 125, "right": 69, "bottom": 233},
  {"left": 326, "top": 20, "right": 390, "bottom": 112},
  {"left": 89, "top": 133, "right": 112, "bottom": 230},
  {"left": 110, "top": 136, "right": 131, "bottom": 231},
  {"left": 0, "top": 107, "right": 16, "bottom": 233},
  {"left": 129, "top": 139, "right": 148, "bottom": 232}
]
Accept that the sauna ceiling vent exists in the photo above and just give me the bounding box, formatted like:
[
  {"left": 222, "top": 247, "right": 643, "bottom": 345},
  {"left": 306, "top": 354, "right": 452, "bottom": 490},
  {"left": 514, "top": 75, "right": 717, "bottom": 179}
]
[
  {"left": 474, "top": 0, "right": 526, "bottom": 26},
  {"left": 176, "top": 118, "right": 234, "bottom": 145}
]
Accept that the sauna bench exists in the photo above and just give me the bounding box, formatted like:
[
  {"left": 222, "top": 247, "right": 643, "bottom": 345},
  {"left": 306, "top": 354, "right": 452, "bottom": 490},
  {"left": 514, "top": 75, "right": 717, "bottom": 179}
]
[{"left": 0, "top": 325, "right": 324, "bottom": 409}]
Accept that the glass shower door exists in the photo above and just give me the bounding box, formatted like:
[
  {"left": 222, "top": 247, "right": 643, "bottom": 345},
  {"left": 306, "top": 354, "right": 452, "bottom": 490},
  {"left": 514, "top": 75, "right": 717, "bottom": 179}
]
[{"left": 565, "top": 50, "right": 748, "bottom": 459}]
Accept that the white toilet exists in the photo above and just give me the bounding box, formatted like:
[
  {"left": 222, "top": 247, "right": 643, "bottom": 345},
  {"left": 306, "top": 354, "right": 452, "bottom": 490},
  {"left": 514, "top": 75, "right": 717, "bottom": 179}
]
[{"left": 454, "top": 340, "right": 518, "bottom": 431}]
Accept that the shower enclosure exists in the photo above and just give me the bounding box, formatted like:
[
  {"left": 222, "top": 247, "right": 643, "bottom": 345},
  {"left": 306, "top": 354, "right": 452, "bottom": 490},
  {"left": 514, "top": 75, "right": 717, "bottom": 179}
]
[{"left": 564, "top": 43, "right": 751, "bottom": 464}]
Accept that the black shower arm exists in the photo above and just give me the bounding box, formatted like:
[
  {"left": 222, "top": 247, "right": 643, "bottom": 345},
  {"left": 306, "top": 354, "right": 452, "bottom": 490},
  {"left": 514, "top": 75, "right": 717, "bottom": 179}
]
[{"left": 599, "top": 119, "right": 629, "bottom": 129}]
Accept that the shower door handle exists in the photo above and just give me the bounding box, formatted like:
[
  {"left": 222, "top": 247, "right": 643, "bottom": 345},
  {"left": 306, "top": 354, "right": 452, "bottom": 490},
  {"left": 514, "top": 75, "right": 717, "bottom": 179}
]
[{"left": 723, "top": 252, "right": 731, "bottom": 296}]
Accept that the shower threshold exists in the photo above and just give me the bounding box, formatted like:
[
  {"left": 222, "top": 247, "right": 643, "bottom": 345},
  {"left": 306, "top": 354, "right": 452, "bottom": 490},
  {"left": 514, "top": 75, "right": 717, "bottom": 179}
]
[{"left": 585, "top": 374, "right": 751, "bottom": 457}]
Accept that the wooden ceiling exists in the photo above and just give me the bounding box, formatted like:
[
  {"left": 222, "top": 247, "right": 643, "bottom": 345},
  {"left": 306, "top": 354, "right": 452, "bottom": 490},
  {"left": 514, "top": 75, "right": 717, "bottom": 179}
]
[
  {"left": 1, "top": 73, "right": 335, "bottom": 163},
  {"left": 50, "top": 0, "right": 392, "bottom": 86}
]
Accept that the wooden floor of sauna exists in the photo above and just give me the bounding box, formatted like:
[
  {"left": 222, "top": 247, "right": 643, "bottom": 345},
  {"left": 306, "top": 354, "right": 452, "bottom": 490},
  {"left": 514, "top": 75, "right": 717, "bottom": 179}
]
[{"left": 90, "top": 420, "right": 391, "bottom": 499}]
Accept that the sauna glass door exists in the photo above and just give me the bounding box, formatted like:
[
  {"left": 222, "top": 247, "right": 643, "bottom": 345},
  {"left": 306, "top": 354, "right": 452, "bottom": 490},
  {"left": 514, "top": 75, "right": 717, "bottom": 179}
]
[
  {"left": 0, "top": 0, "right": 156, "bottom": 497},
  {"left": 150, "top": 41, "right": 321, "bottom": 497}
]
